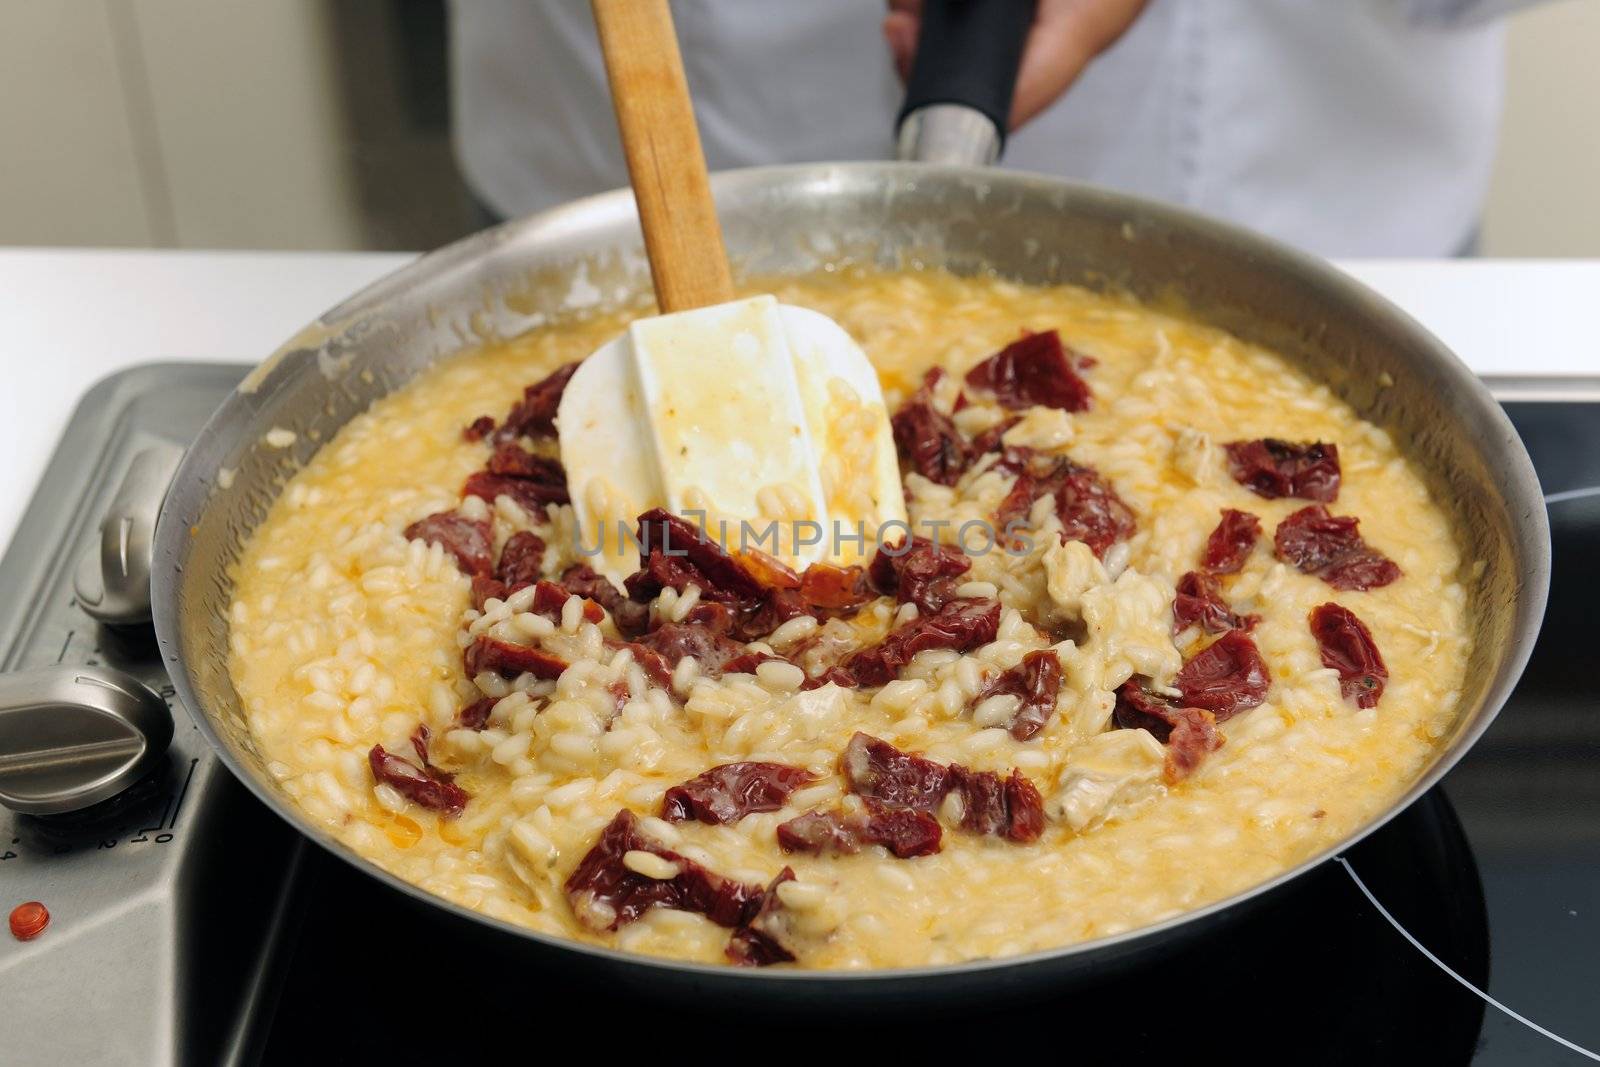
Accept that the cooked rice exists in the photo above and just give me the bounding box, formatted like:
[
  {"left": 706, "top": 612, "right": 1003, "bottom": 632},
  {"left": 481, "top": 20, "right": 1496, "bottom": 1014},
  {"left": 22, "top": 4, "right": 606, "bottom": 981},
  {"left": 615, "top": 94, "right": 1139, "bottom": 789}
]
[{"left": 228, "top": 268, "right": 1469, "bottom": 968}]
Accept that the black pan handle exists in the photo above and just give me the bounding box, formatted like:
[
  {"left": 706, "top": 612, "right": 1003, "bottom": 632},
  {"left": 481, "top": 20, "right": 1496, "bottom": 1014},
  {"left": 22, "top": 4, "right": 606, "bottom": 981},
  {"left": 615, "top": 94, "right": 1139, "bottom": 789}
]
[{"left": 895, "top": 0, "right": 1036, "bottom": 165}]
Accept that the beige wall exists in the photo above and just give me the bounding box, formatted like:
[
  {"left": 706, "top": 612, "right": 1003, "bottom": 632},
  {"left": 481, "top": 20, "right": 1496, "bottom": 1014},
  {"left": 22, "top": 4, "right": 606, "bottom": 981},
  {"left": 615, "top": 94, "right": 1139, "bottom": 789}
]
[
  {"left": 125, "top": 0, "right": 364, "bottom": 249},
  {"left": 0, "top": 3, "right": 154, "bottom": 246},
  {"left": 0, "top": 0, "right": 363, "bottom": 250},
  {"left": 1483, "top": 0, "right": 1600, "bottom": 256},
  {"left": 0, "top": 1, "right": 1595, "bottom": 255}
]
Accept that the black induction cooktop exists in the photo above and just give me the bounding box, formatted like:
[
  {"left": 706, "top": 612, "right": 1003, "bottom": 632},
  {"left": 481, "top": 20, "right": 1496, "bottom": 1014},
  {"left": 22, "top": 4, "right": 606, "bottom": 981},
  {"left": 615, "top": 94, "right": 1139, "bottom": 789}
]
[{"left": 253, "top": 401, "right": 1599, "bottom": 1066}]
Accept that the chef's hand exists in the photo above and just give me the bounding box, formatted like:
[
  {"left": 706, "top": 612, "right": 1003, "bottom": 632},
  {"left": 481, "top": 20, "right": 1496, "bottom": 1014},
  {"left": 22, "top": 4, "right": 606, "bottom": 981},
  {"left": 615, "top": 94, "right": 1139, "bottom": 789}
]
[{"left": 884, "top": 0, "right": 1149, "bottom": 130}]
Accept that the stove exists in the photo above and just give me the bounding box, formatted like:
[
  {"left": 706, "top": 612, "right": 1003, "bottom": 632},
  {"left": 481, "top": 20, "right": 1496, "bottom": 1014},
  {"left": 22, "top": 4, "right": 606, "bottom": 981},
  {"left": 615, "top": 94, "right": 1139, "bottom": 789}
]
[{"left": 1, "top": 364, "right": 1595, "bottom": 1065}]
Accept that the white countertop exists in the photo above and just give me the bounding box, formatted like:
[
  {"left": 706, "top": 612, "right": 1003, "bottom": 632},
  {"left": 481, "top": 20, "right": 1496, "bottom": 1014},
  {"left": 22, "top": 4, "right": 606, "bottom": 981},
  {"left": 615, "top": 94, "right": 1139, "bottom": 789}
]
[{"left": 2, "top": 248, "right": 1598, "bottom": 554}]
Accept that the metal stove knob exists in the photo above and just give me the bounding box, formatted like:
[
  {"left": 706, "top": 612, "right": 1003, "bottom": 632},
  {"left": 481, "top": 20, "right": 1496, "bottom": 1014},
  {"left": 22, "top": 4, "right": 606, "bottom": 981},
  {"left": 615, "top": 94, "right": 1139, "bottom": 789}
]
[
  {"left": 73, "top": 444, "right": 184, "bottom": 627},
  {"left": 0, "top": 665, "right": 173, "bottom": 815}
]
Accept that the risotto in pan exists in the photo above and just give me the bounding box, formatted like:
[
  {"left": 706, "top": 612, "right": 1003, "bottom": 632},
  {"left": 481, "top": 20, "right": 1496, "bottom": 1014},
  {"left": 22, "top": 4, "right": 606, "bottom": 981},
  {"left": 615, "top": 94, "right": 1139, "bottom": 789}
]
[{"left": 228, "top": 269, "right": 1469, "bottom": 968}]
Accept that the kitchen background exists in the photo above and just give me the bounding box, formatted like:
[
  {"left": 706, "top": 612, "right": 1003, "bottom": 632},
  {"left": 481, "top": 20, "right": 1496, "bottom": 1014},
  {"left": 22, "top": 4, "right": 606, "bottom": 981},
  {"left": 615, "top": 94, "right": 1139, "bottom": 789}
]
[{"left": 1, "top": 0, "right": 1596, "bottom": 255}]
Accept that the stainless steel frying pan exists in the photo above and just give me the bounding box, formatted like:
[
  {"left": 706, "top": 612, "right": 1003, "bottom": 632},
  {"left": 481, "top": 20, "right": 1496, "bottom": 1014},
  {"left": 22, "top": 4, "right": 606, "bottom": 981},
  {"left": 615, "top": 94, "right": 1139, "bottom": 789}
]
[
  {"left": 146, "top": 0, "right": 1547, "bottom": 1006},
  {"left": 148, "top": 157, "right": 1549, "bottom": 1004}
]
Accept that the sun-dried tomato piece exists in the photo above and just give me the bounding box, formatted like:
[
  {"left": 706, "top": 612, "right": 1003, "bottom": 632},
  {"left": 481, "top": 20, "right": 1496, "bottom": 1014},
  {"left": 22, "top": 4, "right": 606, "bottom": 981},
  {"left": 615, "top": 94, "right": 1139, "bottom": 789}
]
[
  {"left": 733, "top": 587, "right": 814, "bottom": 642},
  {"left": 369, "top": 740, "right": 469, "bottom": 817},
  {"left": 718, "top": 651, "right": 784, "bottom": 676},
  {"left": 1310, "top": 602, "right": 1389, "bottom": 708},
  {"left": 681, "top": 601, "right": 738, "bottom": 633},
  {"left": 841, "top": 598, "right": 1002, "bottom": 687},
  {"left": 1225, "top": 439, "right": 1341, "bottom": 502},
  {"left": 636, "top": 509, "right": 766, "bottom": 599},
  {"left": 456, "top": 696, "right": 496, "bottom": 730},
  {"left": 1172, "top": 570, "right": 1259, "bottom": 635},
  {"left": 469, "top": 575, "right": 504, "bottom": 611},
  {"left": 891, "top": 369, "right": 970, "bottom": 486},
  {"left": 964, "top": 329, "right": 1092, "bottom": 413},
  {"left": 860, "top": 802, "right": 945, "bottom": 856},
  {"left": 1320, "top": 551, "right": 1404, "bottom": 592},
  {"left": 625, "top": 613, "right": 788, "bottom": 681},
  {"left": 1046, "top": 464, "right": 1136, "bottom": 557},
  {"left": 839, "top": 734, "right": 1045, "bottom": 843},
  {"left": 495, "top": 362, "right": 578, "bottom": 442},
  {"left": 625, "top": 531, "right": 846, "bottom": 642},
  {"left": 1002, "top": 771, "right": 1046, "bottom": 842},
  {"left": 801, "top": 665, "right": 859, "bottom": 691},
  {"left": 776, "top": 809, "right": 860, "bottom": 854},
  {"left": 776, "top": 802, "right": 943, "bottom": 859},
  {"left": 559, "top": 564, "right": 649, "bottom": 634},
  {"left": 726, "top": 868, "right": 799, "bottom": 966},
  {"left": 464, "top": 415, "right": 496, "bottom": 442},
  {"left": 607, "top": 639, "right": 675, "bottom": 688},
  {"left": 564, "top": 810, "right": 763, "bottom": 931},
  {"left": 949, "top": 769, "right": 1013, "bottom": 841},
  {"left": 975, "top": 649, "right": 1062, "bottom": 741},
  {"left": 464, "top": 636, "right": 569, "bottom": 680},
  {"left": 1274, "top": 505, "right": 1359, "bottom": 571},
  {"left": 892, "top": 400, "right": 968, "bottom": 486},
  {"left": 463, "top": 470, "right": 569, "bottom": 512},
  {"left": 840, "top": 732, "right": 952, "bottom": 812},
  {"left": 1164, "top": 711, "right": 1223, "bottom": 781},
  {"left": 1274, "top": 505, "right": 1402, "bottom": 591},
  {"left": 1164, "top": 716, "right": 1222, "bottom": 783},
  {"left": 1112, "top": 681, "right": 1224, "bottom": 782},
  {"left": 487, "top": 442, "right": 568, "bottom": 485},
  {"left": 995, "top": 454, "right": 1134, "bottom": 558},
  {"left": 495, "top": 530, "right": 547, "bottom": 588},
  {"left": 1201, "top": 508, "right": 1262, "bottom": 574},
  {"left": 957, "top": 770, "right": 1043, "bottom": 842},
  {"left": 992, "top": 469, "right": 1033, "bottom": 525},
  {"left": 625, "top": 509, "right": 766, "bottom": 606},
  {"left": 623, "top": 550, "right": 700, "bottom": 603},
  {"left": 798, "top": 562, "right": 873, "bottom": 611},
  {"left": 867, "top": 536, "right": 972, "bottom": 613},
  {"left": 1174, "top": 630, "right": 1272, "bottom": 720},
  {"left": 556, "top": 563, "right": 621, "bottom": 607},
  {"left": 662, "top": 762, "right": 819, "bottom": 825},
  {"left": 631, "top": 621, "right": 747, "bottom": 677},
  {"left": 948, "top": 768, "right": 1044, "bottom": 842},
  {"left": 525, "top": 580, "right": 603, "bottom": 625},
  {"left": 404, "top": 511, "right": 493, "bottom": 578}
]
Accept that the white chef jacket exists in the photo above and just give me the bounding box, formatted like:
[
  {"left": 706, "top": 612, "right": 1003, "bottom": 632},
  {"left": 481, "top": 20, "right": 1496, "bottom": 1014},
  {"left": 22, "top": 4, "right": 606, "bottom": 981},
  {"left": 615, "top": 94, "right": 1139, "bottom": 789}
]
[{"left": 450, "top": 0, "right": 1527, "bottom": 257}]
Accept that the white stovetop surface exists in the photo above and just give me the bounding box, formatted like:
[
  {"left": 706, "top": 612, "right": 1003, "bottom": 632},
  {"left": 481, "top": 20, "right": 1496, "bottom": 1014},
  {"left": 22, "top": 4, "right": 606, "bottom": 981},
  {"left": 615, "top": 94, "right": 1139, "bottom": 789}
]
[{"left": 2, "top": 248, "right": 1597, "bottom": 555}]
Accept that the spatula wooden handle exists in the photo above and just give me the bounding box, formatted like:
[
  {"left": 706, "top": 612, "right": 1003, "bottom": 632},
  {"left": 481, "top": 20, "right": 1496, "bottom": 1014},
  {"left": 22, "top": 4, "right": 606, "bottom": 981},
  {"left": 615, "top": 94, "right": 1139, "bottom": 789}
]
[{"left": 592, "top": 0, "right": 735, "bottom": 313}]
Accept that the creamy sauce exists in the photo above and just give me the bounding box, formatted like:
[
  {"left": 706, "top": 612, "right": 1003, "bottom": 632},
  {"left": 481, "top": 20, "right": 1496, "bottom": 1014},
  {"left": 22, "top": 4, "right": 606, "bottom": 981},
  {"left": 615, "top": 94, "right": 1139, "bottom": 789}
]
[{"left": 228, "top": 269, "right": 1469, "bottom": 968}]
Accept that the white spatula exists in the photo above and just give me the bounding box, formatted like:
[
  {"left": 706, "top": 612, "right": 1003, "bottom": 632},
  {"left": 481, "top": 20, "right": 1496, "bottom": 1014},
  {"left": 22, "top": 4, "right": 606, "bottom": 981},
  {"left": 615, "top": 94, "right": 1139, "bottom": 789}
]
[{"left": 558, "top": 0, "right": 906, "bottom": 583}]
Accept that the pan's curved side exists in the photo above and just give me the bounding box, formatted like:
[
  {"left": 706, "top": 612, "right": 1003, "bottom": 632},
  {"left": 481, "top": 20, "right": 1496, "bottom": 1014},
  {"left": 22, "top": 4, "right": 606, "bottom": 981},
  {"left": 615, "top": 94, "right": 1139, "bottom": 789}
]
[{"left": 151, "top": 163, "right": 1548, "bottom": 997}]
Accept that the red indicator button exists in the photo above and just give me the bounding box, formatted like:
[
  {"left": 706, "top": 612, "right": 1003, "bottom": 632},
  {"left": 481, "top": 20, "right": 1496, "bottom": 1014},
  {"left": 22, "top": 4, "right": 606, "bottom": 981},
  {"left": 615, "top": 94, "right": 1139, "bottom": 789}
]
[{"left": 9, "top": 901, "right": 49, "bottom": 941}]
